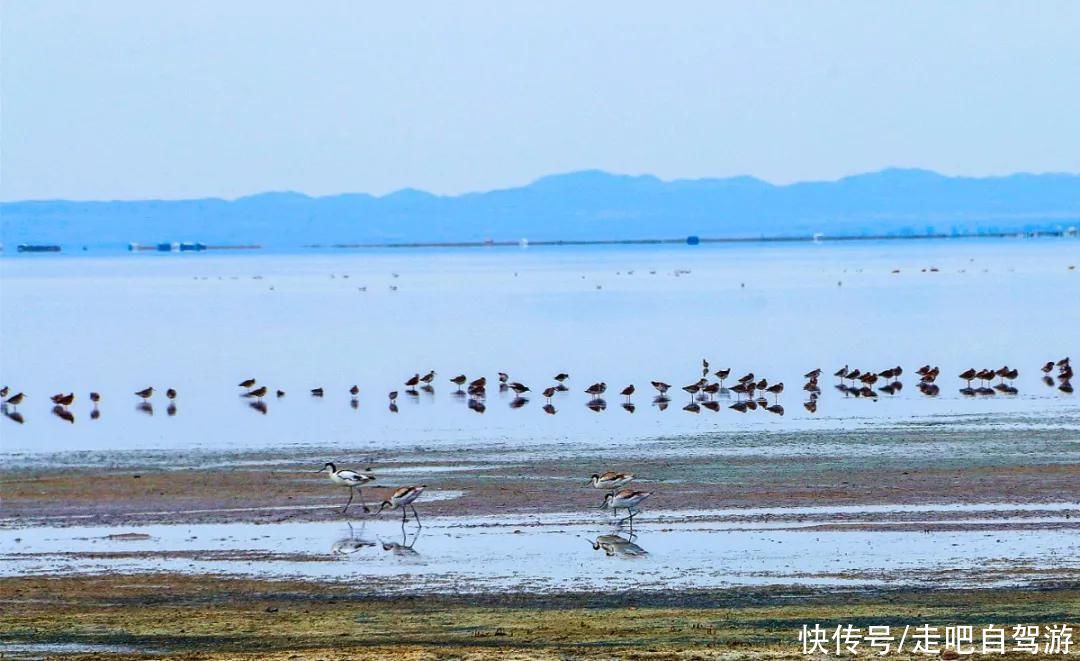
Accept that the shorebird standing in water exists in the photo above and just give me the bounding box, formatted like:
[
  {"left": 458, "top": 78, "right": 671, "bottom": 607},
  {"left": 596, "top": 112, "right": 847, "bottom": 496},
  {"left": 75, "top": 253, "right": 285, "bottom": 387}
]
[
  {"left": 317, "top": 462, "right": 376, "bottom": 513},
  {"left": 450, "top": 374, "right": 467, "bottom": 391},
  {"left": 601, "top": 489, "right": 652, "bottom": 523},
  {"left": 238, "top": 378, "right": 256, "bottom": 388},
  {"left": 420, "top": 370, "right": 436, "bottom": 385},
  {"left": 134, "top": 387, "right": 153, "bottom": 400},
  {"left": 311, "top": 387, "right": 324, "bottom": 397},
  {"left": 585, "top": 382, "right": 607, "bottom": 398},
  {"left": 376, "top": 485, "right": 426, "bottom": 526},
  {"left": 349, "top": 385, "right": 360, "bottom": 396},
  {"left": 4, "top": 392, "right": 26, "bottom": 408},
  {"left": 620, "top": 385, "right": 635, "bottom": 402},
  {"left": 714, "top": 368, "right": 731, "bottom": 386},
  {"left": 766, "top": 382, "right": 784, "bottom": 402},
  {"left": 404, "top": 374, "right": 420, "bottom": 388},
  {"left": 542, "top": 386, "right": 556, "bottom": 403},
  {"left": 508, "top": 382, "right": 530, "bottom": 395}
]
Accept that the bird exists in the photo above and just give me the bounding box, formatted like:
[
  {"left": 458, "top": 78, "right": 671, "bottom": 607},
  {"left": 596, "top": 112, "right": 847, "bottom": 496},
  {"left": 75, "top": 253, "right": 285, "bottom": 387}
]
[
  {"left": 766, "top": 382, "right": 784, "bottom": 401},
  {"left": 50, "top": 393, "right": 66, "bottom": 404},
  {"left": 804, "top": 368, "right": 822, "bottom": 379},
  {"left": 134, "top": 387, "right": 153, "bottom": 400},
  {"left": 311, "top": 387, "right": 324, "bottom": 397},
  {"left": 89, "top": 392, "right": 101, "bottom": 404},
  {"left": 317, "top": 463, "right": 376, "bottom": 513},
  {"left": 166, "top": 388, "right": 177, "bottom": 400},
  {"left": 238, "top": 378, "right": 256, "bottom": 388},
  {"left": 404, "top": 374, "right": 420, "bottom": 388},
  {"left": 541, "top": 386, "right": 556, "bottom": 402},
  {"left": 651, "top": 381, "right": 671, "bottom": 395},
  {"left": 714, "top": 368, "right": 731, "bottom": 385},
  {"left": 243, "top": 386, "right": 268, "bottom": 399},
  {"left": 469, "top": 376, "right": 487, "bottom": 390},
  {"left": 508, "top": 382, "right": 530, "bottom": 395},
  {"left": 702, "top": 382, "right": 720, "bottom": 399},
  {"left": 4, "top": 392, "right": 26, "bottom": 407},
  {"left": 1041, "top": 361, "right": 1055, "bottom": 374},
  {"left": 349, "top": 385, "right": 360, "bottom": 396},
  {"left": 554, "top": 373, "right": 569, "bottom": 383},
  {"left": 57, "top": 393, "right": 75, "bottom": 407},
  {"left": 276, "top": 389, "right": 286, "bottom": 398},
  {"left": 388, "top": 391, "right": 398, "bottom": 402},
  {"left": 588, "top": 471, "right": 634, "bottom": 490},
  {"left": 450, "top": 374, "right": 467, "bottom": 390},
  {"left": 585, "top": 382, "right": 607, "bottom": 398},
  {"left": 620, "top": 385, "right": 635, "bottom": 402},
  {"left": 601, "top": 489, "right": 652, "bottom": 523},
  {"left": 420, "top": 370, "right": 436, "bottom": 385},
  {"left": 958, "top": 368, "right": 977, "bottom": 386},
  {"left": 682, "top": 382, "right": 701, "bottom": 399},
  {"left": 0, "top": 386, "right": 7, "bottom": 398},
  {"left": 834, "top": 366, "right": 849, "bottom": 382},
  {"left": 498, "top": 372, "right": 509, "bottom": 384},
  {"left": 376, "top": 485, "right": 426, "bottom": 525}
]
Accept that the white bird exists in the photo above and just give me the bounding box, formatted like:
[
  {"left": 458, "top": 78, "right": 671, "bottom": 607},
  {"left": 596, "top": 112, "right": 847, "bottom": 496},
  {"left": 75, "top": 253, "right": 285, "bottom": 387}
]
[
  {"left": 317, "top": 462, "right": 376, "bottom": 513},
  {"left": 376, "top": 485, "right": 427, "bottom": 526},
  {"left": 601, "top": 489, "right": 652, "bottom": 522},
  {"left": 587, "top": 471, "right": 634, "bottom": 490}
]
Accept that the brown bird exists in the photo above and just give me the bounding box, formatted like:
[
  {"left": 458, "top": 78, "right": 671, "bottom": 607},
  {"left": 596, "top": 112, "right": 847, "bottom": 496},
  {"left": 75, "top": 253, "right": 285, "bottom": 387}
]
[
  {"left": 498, "top": 372, "right": 509, "bottom": 384},
  {"left": 834, "top": 365, "right": 849, "bottom": 381},
  {"left": 349, "top": 385, "right": 360, "bottom": 396},
  {"left": 804, "top": 368, "right": 822, "bottom": 379},
  {"left": 0, "top": 386, "right": 8, "bottom": 398},
  {"left": 404, "top": 374, "right": 420, "bottom": 387},
  {"left": 50, "top": 393, "right": 66, "bottom": 404},
  {"left": 243, "top": 386, "right": 268, "bottom": 399},
  {"left": 651, "top": 381, "right": 671, "bottom": 395},
  {"left": 311, "top": 387, "right": 324, "bottom": 397},
  {"left": 755, "top": 378, "right": 768, "bottom": 391},
  {"left": 89, "top": 392, "right": 101, "bottom": 403},
  {"left": 766, "top": 382, "right": 784, "bottom": 401},
  {"left": 714, "top": 368, "right": 731, "bottom": 385},
  {"left": 238, "top": 378, "right": 256, "bottom": 388},
  {"left": 5, "top": 392, "right": 26, "bottom": 407},
  {"left": 585, "top": 382, "right": 607, "bottom": 397},
  {"left": 276, "top": 389, "right": 286, "bottom": 398},
  {"left": 958, "top": 368, "right": 977, "bottom": 385},
  {"left": 738, "top": 372, "right": 755, "bottom": 384},
  {"left": 554, "top": 373, "right": 569, "bottom": 383},
  {"left": 388, "top": 391, "right": 398, "bottom": 402},
  {"left": 682, "top": 382, "right": 701, "bottom": 399},
  {"left": 469, "top": 376, "right": 487, "bottom": 389},
  {"left": 450, "top": 375, "right": 467, "bottom": 389},
  {"left": 134, "top": 387, "right": 153, "bottom": 400},
  {"left": 620, "top": 384, "right": 635, "bottom": 401},
  {"left": 1057, "top": 357, "right": 1071, "bottom": 367},
  {"left": 1041, "top": 361, "right": 1055, "bottom": 374},
  {"left": 508, "top": 382, "right": 530, "bottom": 395},
  {"left": 420, "top": 370, "right": 436, "bottom": 384},
  {"left": 542, "top": 386, "right": 556, "bottom": 402},
  {"left": 57, "top": 393, "right": 75, "bottom": 407},
  {"left": 166, "top": 388, "right": 177, "bottom": 400}
]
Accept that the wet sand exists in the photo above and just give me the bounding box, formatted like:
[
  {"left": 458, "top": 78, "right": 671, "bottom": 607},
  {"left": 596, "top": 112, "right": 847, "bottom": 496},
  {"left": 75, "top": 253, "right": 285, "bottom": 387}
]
[{"left": 3, "top": 423, "right": 1077, "bottom": 529}]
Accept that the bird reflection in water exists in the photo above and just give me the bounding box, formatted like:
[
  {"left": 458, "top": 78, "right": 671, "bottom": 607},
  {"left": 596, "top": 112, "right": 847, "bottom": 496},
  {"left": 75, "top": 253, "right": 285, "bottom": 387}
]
[
  {"left": 3, "top": 407, "right": 25, "bottom": 424},
  {"left": 509, "top": 396, "right": 528, "bottom": 409},
  {"left": 381, "top": 525, "right": 421, "bottom": 556},
  {"left": 586, "top": 398, "right": 606, "bottom": 412},
  {"left": 167, "top": 402, "right": 178, "bottom": 417},
  {"left": 468, "top": 398, "right": 486, "bottom": 414},
  {"left": 591, "top": 533, "right": 647, "bottom": 558},
  {"left": 249, "top": 400, "right": 268, "bottom": 415},
  {"left": 136, "top": 402, "right": 153, "bottom": 416},
  {"left": 543, "top": 403, "right": 557, "bottom": 415},
  {"left": 330, "top": 522, "right": 376, "bottom": 555},
  {"left": 51, "top": 405, "right": 75, "bottom": 424}
]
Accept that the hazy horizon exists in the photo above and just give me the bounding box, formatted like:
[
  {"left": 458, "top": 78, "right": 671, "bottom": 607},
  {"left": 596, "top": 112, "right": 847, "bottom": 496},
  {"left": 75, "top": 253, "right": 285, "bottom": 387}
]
[{"left": 4, "top": 1, "right": 1080, "bottom": 202}]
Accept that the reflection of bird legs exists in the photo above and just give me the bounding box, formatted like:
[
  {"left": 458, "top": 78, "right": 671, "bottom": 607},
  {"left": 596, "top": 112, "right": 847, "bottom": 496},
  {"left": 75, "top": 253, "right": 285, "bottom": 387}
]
[
  {"left": 399, "top": 504, "right": 422, "bottom": 527},
  {"left": 617, "top": 508, "right": 638, "bottom": 527}
]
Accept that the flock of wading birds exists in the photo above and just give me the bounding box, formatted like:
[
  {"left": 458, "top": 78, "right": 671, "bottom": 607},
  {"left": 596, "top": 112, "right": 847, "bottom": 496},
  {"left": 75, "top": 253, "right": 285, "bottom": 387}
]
[
  {"left": 0, "top": 356, "right": 1072, "bottom": 425},
  {"left": 0, "top": 358, "right": 1072, "bottom": 525}
]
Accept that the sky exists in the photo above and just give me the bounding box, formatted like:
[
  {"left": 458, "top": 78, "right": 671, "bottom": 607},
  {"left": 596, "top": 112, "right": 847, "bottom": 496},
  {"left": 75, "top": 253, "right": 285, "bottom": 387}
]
[{"left": 2, "top": 1, "right": 1079, "bottom": 201}]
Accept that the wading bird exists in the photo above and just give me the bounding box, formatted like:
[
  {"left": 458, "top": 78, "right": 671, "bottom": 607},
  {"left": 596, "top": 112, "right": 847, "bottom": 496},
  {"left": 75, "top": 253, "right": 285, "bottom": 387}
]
[
  {"left": 376, "top": 485, "right": 426, "bottom": 526},
  {"left": 238, "top": 378, "right": 256, "bottom": 388},
  {"left": 601, "top": 489, "right": 652, "bottom": 523},
  {"left": 135, "top": 387, "right": 153, "bottom": 400},
  {"left": 588, "top": 471, "right": 634, "bottom": 490},
  {"left": 317, "top": 463, "right": 376, "bottom": 513}
]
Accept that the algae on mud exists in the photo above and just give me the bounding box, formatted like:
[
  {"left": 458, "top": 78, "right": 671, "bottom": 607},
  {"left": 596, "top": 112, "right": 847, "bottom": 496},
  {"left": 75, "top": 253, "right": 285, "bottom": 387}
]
[{"left": 2, "top": 574, "right": 1078, "bottom": 659}]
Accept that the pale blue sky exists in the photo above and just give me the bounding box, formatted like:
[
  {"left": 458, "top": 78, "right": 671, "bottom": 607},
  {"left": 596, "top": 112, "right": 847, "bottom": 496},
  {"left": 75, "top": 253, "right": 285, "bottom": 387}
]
[{"left": 2, "top": 1, "right": 1079, "bottom": 201}]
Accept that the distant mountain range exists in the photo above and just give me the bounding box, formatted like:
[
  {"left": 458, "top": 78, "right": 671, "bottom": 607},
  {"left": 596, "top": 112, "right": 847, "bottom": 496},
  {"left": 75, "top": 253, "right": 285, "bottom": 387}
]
[{"left": 3, "top": 168, "right": 1080, "bottom": 249}]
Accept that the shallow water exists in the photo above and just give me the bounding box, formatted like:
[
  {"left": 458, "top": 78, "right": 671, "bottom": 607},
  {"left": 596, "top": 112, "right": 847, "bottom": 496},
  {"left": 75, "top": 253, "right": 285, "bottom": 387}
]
[
  {"left": 1, "top": 238, "right": 1077, "bottom": 456},
  {"left": 2, "top": 502, "right": 1077, "bottom": 592}
]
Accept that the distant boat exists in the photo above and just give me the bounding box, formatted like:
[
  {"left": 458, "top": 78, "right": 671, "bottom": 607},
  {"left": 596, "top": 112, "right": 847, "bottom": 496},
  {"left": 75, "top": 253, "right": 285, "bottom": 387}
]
[{"left": 17, "top": 244, "right": 61, "bottom": 253}]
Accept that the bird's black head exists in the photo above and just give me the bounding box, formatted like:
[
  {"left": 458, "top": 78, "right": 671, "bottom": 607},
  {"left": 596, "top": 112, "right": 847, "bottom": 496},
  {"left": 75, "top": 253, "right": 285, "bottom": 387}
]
[{"left": 319, "top": 462, "right": 336, "bottom": 473}]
